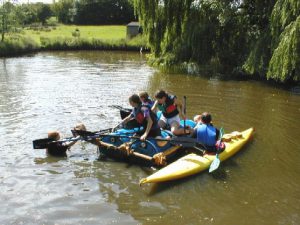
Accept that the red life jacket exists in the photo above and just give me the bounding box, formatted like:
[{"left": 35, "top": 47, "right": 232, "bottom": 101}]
[
  {"left": 133, "top": 105, "right": 158, "bottom": 129},
  {"left": 158, "top": 95, "right": 179, "bottom": 118}
]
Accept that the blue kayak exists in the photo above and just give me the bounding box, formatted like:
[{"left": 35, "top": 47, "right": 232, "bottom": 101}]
[{"left": 96, "top": 118, "right": 196, "bottom": 166}]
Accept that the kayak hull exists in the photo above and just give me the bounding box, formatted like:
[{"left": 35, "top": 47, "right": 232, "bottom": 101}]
[{"left": 140, "top": 127, "right": 254, "bottom": 184}]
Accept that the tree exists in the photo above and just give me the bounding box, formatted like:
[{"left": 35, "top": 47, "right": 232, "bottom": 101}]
[
  {"left": 0, "top": 0, "right": 14, "bottom": 41},
  {"left": 22, "top": 4, "right": 38, "bottom": 25},
  {"left": 74, "top": 0, "right": 135, "bottom": 25},
  {"left": 53, "top": 0, "right": 76, "bottom": 24},
  {"left": 133, "top": 0, "right": 299, "bottom": 83},
  {"left": 36, "top": 3, "right": 52, "bottom": 25},
  {"left": 267, "top": 0, "right": 300, "bottom": 82}
]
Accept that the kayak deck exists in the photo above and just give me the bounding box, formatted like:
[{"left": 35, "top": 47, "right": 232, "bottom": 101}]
[{"left": 139, "top": 127, "right": 254, "bottom": 184}]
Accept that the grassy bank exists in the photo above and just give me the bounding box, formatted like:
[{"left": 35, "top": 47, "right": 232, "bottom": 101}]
[
  {"left": 0, "top": 25, "right": 148, "bottom": 57},
  {"left": 0, "top": 34, "right": 40, "bottom": 57}
]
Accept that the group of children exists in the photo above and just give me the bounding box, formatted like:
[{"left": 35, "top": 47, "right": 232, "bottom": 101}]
[{"left": 45, "top": 89, "right": 219, "bottom": 157}]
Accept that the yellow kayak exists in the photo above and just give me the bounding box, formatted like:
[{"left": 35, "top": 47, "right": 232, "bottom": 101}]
[{"left": 139, "top": 127, "right": 254, "bottom": 185}]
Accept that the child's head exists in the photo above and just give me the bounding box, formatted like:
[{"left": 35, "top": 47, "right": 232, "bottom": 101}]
[
  {"left": 200, "top": 112, "right": 212, "bottom": 124},
  {"left": 48, "top": 131, "right": 60, "bottom": 141},
  {"left": 72, "top": 123, "right": 87, "bottom": 137},
  {"left": 193, "top": 112, "right": 212, "bottom": 124},
  {"left": 154, "top": 90, "right": 167, "bottom": 104},
  {"left": 74, "top": 123, "right": 87, "bottom": 131},
  {"left": 193, "top": 115, "right": 202, "bottom": 123},
  {"left": 129, "top": 94, "right": 142, "bottom": 107},
  {"left": 139, "top": 91, "right": 149, "bottom": 102}
]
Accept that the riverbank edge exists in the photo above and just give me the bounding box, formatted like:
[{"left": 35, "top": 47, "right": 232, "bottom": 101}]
[
  {"left": 149, "top": 59, "right": 300, "bottom": 87},
  {"left": 0, "top": 36, "right": 150, "bottom": 58}
]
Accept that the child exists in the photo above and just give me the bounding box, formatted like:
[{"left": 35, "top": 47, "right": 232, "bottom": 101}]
[
  {"left": 139, "top": 91, "right": 154, "bottom": 108},
  {"left": 191, "top": 112, "right": 220, "bottom": 151},
  {"left": 46, "top": 123, "right": 86, "bottom": 157}
]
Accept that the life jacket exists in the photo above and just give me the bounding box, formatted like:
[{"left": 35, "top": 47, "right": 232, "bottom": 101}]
[
  {"left": 143, "top": 98, "right": 154, "bottom": 108},
  {"left": 47, "top": 142, "right": 68, "bottom": 157},
  {"left": 196, "top": 124, "right": 217, "bottom": 147},
  {"left": 132, "top": 104, "right": 158, "bottom": 130},
  {"left": 157, "top": 95, "right": 179, "bottom": 118}
]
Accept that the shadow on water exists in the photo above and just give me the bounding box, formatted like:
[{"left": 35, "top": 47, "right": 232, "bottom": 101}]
[
  {"left": 145, "top": 168, "right": 229, "bottom": 196},
  {"left": 211, "top": 167, "right": 228, "bottom": 180},
  {"left": 34, "top": 155, "right": 67, "bottom": 164}
]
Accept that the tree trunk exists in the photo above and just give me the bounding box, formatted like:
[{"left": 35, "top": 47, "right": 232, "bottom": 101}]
[{"left": 1, "top": 12, "right": 4, "bottom": 42}]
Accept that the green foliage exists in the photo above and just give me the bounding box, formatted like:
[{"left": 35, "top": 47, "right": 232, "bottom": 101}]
[
  {"left": 52, "top": 0, "right": 75, "bottom": 24},
  {"left": 243, "top": 31, "right": 271, "bottom": 76},
  {"left": 0, "top": 35, "right": 39, "bottom": 56},
  {"left": 133, "top": 0, "right": 299, "bottom": 83},
  {"left": 134, "top": 0, "right": 249, "bottom": 73},
  {"left": 267, "top": 16, "right": 300, "bottom": 82},
  {"left": 36, "top": 3, "right": 52, "bottom": 25},
  {"left": 51, "top": 0, "right": 135, "bottom": 25},
  {"left": 0, "top": 1, "right": 15, "bottom": 41},
  {"left": 271, "top": 0, "right": 300, "bottom": 41},
  {"left": 263, "top": 0, "right": 300, "bottom": 82},
  {"left": 46, "top": 17, "right": 58, "bottom": 26}
]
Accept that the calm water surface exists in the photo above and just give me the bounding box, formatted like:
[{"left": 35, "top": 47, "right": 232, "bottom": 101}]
[{"left": 0, "top": 51, "right": 299, "bottom": 225}]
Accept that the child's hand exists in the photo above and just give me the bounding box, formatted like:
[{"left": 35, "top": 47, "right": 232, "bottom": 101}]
[{"left": 140, "top": 133, "right": 147, "bottom": 141}]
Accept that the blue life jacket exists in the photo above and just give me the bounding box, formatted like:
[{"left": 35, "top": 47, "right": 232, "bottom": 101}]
[{"left": 196, "top": 124, "right": 217, "bottom": 147}]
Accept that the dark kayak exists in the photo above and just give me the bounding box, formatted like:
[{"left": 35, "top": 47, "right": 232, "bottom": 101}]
[{"left": 96, "top": 115, "right": 197, "bottom": 167}]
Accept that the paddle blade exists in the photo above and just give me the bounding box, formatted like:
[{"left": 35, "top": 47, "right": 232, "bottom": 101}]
[
  {"left": 33, "top": 138, "right": 54, "bottom": 149},
  {"left": 209, "top": 156, "right": 220, "bottom": 173}
]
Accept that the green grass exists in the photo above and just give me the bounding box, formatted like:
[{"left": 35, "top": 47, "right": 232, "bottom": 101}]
[
  {"left": 1, "top": 24, "right": 148, "bottom": 57},
  {"left": 23, "top": 25, "right": 126, "bottom": 45}
]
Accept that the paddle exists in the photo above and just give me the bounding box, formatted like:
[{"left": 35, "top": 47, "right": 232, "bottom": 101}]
[
  {"left": 209, "top": 127, "right": 224, "bottom": 173},
  {"left": 110, "top": 105, "right": 131, "bottom": 112},
  {"left": 74, "top": 129, "right": 202, "bottom": 147},
  {"left": 111, "top": 105, "right": 131, "bottom": 119},
  {"left": 33, "top": 136, "right": 81, "bottom": 149},
  {"left": 183, "top": 96, "right": 187, "bottom": 134},
  {"left": 33, "top": 128, "right": 112, "bottom": 149}
]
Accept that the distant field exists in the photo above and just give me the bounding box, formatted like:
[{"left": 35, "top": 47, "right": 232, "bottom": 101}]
[
  {"left": 1, "top": 24, "right": 147, "bottom": 57},
  {"left": 24, "top": 25, "right": 126, "bottom": 44}
]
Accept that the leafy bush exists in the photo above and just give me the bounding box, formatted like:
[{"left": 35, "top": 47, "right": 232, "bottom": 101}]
[{"left": 0, "top": 35, "right": 40, "bottom": 57}]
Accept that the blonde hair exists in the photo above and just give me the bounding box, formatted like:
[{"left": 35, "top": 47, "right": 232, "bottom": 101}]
[
  {"left": 193, "top": 115, "right": 202, "bottom": 123},
  {"left": 48, "top": 131, "right": 60, "bottom": 140},
  {"left": 74, "top": 123, "right": 87, "bottom": 131}
]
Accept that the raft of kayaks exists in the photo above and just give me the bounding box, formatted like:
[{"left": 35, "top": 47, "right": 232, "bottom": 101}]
[
  {"left": 95, "top": 118, "right": 197, "bottom": 167},
  {"left": 77, "top": 109, "right": 255, "bottom": 183},
  {"left": 139, "top": 127, "right": 254, "bottom": 184}
]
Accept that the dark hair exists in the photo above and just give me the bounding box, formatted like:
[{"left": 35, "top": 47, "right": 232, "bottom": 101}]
[
  {"left": 201, "top": 112, "right": 212, "bottom": 124},
  {"left": 129, "top": 94, "right": 142, "bottom": 105},
  {"left": 139, "top": 91, "right": 149, "bottom": 99},
  {"left": 155, "top": 90, "right": 168, "bottom": 99}
]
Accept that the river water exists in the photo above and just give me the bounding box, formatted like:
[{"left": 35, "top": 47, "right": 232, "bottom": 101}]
[{"left": 0, "top": 51, "right": 299, "bottom": 225}]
